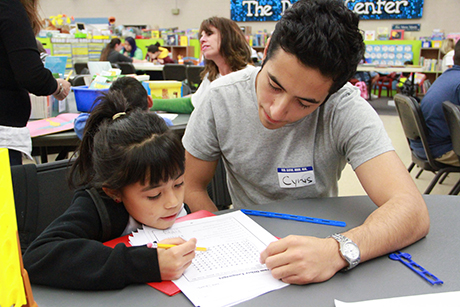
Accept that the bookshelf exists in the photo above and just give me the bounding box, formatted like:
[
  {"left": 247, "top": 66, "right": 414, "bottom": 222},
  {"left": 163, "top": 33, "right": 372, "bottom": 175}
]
[{"left": 419, "top": 47, "right": 442, "bottom": 83}]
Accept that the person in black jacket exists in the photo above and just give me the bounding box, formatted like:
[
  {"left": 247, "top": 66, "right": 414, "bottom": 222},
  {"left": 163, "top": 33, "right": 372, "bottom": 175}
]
[
  {"left": 0, "top": 0, "right": 71, "bottom": 165},
  {"left": 23, "top": 91, "right": 197, "bottom": 290}
]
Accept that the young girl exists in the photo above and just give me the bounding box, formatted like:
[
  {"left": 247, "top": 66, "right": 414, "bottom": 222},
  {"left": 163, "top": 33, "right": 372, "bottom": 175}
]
[{"left": 23, "top": 91, "right": 197, "bottom": 290}]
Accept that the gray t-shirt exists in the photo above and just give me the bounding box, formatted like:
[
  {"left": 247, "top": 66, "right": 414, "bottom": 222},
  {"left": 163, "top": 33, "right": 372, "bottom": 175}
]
[{"left": 183, "top": 68, "right": 394, "bottom": 208}]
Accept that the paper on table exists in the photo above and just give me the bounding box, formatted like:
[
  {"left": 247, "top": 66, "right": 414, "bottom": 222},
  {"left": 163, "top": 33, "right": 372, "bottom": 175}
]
[
  {"left": 130, "top": 210, "right": 288, "bottom": 307},
  {"left": 104, "top": 210, "right": 215, "bottom": 296},
  {"left": 335, "top": 291, "right": 460, "bottom": 307},
  {"left": 157, "top": 113, "right": 178, "bottom": 121}
]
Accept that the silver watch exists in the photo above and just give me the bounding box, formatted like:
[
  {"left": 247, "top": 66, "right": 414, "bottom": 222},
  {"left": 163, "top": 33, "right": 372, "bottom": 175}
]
[{"left": 330, "top": 233, "right": 361, "bottom": 271}]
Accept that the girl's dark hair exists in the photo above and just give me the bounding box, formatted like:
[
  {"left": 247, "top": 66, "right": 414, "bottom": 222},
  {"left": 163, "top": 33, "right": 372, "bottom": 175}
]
[
  {"left": 69, "top": 91, "right": 184, "bottom": 192},
  {"left": 124, "top": 37, "right": 138, "bottom": 58},
  {"left": 265, "top": 0, "right": 365, "bottom": 95},
  {"left": 100, "top": 38, "right": 121, "bottom": 61},
  {"left": 147, "top": 44, "right": 159, "bottom": 54},
  {"left": 199, "top": 17, "right": 252, "bottom": 81}
]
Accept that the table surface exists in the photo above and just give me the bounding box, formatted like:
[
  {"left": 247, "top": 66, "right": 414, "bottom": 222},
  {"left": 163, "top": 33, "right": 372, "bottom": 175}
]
[
  {"left": 356, "top": 64, "right": 424, "bottom": 73},
  {"left": 31, "top": 113, "right": 190, "bottom": 148},
  {"left": 31, "top": 195, "right": 459, "bottom": 306},
  {"left": 133, "top": 63, "right": 164, "bottom": 71}
]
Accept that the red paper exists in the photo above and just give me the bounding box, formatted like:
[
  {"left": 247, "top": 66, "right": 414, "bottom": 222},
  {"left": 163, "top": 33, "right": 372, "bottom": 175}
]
[{"left": 103, "top": 210, "right": 215, "bottom": 296}]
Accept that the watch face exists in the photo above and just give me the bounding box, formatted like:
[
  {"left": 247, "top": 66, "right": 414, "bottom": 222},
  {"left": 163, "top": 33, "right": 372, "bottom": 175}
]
[{"left": 343, "top": 242, "right": 360, "bottom": 260}]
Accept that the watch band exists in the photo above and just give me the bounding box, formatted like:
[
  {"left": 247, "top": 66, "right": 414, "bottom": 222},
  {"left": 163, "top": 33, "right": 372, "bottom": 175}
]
[{"left": 330, "top": 233, "right": 361, "bottom": 271}]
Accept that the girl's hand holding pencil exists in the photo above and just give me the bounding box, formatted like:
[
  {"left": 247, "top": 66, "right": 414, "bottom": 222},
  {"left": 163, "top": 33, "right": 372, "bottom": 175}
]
[{"left": 154, "top": 237, "right": 198, "bottom": 280}]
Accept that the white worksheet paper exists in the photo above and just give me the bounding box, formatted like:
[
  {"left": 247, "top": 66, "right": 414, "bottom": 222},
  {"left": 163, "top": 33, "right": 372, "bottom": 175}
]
[{"left": 129, "top": 210, "right": 288, "bottom": 307}]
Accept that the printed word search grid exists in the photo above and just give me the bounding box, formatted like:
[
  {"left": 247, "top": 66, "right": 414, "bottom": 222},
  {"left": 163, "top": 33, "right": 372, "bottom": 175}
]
[{"left": 130, "top": 210, "right": 288, "bottom": 307}]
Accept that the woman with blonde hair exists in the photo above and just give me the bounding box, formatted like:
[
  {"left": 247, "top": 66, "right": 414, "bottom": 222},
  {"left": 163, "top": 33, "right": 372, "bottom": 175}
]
[
  {"left": 0, "top": 0, "right": 71, "bottom": 165},
  {"left": 441, "top": 38, "right": 455, "bottom": 72}
]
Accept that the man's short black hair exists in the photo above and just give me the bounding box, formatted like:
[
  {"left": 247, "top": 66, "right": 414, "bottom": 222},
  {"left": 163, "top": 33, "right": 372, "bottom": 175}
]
[{"left": 265, "top": 0, "right": 365, "bottom": 94}]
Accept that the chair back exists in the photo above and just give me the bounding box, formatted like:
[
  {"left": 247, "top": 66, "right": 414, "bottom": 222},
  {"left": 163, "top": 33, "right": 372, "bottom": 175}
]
[
  {"left": 163, "top": 64, "right": 187, "bottom": 81},
  {"left": 186, "top": 65, "right": 204, "bottom": 92},
  {"left": 74, "top": 62, "right": 89, "bottom": 74},
  {"left": 442, "top": 101, "right": 460, "bottom": 161},
  {"left": 116, "top": 62, "right": 136, "bottom": 75},
  {"left": 71, "top": 75, "right": 87, "bottom": 86},
  {"left": 394, "top": 94, "right": 440, "bottom": 167},
  {"left": 11, "top": 159, "right": 75, "bottom": 253}
]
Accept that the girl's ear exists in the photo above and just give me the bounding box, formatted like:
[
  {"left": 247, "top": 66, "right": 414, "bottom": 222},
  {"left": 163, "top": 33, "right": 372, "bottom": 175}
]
[{"left": 102, "top": 187, "right": 122, "bottom": 202}]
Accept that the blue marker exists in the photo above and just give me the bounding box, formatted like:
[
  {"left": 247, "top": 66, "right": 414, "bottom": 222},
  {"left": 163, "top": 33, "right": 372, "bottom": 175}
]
[{"left": 240, "top": 209, "right": 346, "bottom": 227}]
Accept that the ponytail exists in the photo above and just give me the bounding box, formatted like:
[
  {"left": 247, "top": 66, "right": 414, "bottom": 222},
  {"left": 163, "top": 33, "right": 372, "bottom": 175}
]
[
  {"left": 69, "top": 91, "right": 184, "bottom": 192},
  {"left": 69, "top": 91, "right": 131, "bottom": 188}
]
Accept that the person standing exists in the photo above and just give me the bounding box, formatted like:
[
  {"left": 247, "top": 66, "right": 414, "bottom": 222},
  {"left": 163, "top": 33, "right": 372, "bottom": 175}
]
[{"left": 0, "top": 0, "right": 71, "bottom": 165}]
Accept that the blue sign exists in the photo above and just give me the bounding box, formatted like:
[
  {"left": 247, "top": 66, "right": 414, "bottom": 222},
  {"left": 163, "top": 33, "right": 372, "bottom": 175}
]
[
  {"left": 231, "top": 0, "right": 297, "bottom": 22},
  {"left": 392, "top": 24, "right": 421, "bottom": 31},
  {"left": 346, "top": 0, "right": 424, "bottom": 20},
  {"left": 230, "top": 0, "right": 423, "bottom": 22}
]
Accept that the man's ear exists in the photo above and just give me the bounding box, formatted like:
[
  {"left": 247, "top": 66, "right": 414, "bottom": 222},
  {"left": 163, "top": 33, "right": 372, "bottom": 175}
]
[
  {"left": 147, "top": 95, "right": 153, "bottom": 109},
  {"left": 102, "top": 186, "right": 121, "bottom": 202}
]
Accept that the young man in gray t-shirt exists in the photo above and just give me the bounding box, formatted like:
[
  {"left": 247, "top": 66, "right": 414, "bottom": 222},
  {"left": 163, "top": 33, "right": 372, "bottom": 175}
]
[{"left": 183, "top": 0, "right": 429, "bottom": 286}]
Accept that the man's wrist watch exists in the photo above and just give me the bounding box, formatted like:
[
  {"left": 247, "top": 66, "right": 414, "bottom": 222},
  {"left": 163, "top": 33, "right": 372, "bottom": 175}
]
[{"left": 330, "top": 233, "right": 361, "bottom": 271}]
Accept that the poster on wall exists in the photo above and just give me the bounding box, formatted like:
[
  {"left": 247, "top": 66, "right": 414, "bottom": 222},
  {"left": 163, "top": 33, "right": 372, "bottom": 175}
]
[{"left": 230, "top": 0, "right": 424, "bottom": 22}]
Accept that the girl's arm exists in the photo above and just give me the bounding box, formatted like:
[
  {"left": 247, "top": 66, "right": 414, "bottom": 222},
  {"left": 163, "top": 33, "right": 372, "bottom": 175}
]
[{"left": 23, "top": 190, "right": 161, "bottom": 290}]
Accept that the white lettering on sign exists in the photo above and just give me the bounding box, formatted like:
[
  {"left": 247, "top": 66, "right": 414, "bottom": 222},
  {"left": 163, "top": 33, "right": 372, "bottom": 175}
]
[
  {"left": 242, "top": 0, "right": 274, "bottom": 17},
  {"left": 344, "top": 0, "right": 409, "bottom": 15}
]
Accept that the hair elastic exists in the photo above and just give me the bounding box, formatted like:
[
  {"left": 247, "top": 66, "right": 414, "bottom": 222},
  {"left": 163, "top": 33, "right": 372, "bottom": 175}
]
[{"left": 112, "top": 112, "right": 126, "bottom": 120}]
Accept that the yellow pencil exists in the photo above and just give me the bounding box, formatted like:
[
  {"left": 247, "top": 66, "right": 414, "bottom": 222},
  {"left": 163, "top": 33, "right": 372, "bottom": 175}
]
[
  {"left": 147, "top": 242, "right": 207, "bottom": 251},
  {"left": 66, "top": 70, "right": 73, "bottom": 81}
]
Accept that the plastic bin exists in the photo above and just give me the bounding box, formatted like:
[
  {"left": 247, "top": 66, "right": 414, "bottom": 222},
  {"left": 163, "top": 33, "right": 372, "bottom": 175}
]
[
  {"left": 146, "top": 81, "right": 182, "bottom": 99},
  {"left": 72, "top": 86, "right": 110, "bottom": 112}
]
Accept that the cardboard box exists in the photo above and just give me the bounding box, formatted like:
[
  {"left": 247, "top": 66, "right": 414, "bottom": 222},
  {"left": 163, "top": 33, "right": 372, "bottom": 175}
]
[{"left": 146, "top": 81, "right": 182, "bottom": 99}]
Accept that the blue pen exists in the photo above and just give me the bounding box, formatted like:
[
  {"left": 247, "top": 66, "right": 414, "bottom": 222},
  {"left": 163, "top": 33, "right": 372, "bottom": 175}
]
[{"left": 240, "top": 209, "right": 346, "bottom": 227}]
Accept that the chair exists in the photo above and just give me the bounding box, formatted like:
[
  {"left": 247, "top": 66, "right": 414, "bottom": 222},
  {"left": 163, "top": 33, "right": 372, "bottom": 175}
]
[
  {"left": 186, "top": 65, "right": 204, "bottom": 93},
  {"left": 163, "top": 64, "right": 187, "bottom": 81},
  {"left": 374, "top": 72, "right": 397, "bottom": 98},
  {"left": 74, "top": 62, "right": 89, "bottom": 75},
  {"left": 11, "top": 159, "right": 75, "bottom": 253},
  {"left": 116, "top": 62, "right": 136, "bottom": 75},
  {"left": 206, "top": 158, "right": 232, "bottom": 211},
  {"left": 71, "top": 74, "right": 87, "bottom": 86},
  {"left": 442, "top": 101, "right": 460, "bottom": 195},
  {"left": 394, "top": 94, "right": 460, "bottom": 194}
]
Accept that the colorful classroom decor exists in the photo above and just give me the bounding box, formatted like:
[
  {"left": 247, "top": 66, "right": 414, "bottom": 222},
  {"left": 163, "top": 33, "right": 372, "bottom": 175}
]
[
  {"left": 0, "top": 148, "right": 37, "bottom": 307},
  {"left": 364, "top": 44, "right": 413, "bottom": 66}
]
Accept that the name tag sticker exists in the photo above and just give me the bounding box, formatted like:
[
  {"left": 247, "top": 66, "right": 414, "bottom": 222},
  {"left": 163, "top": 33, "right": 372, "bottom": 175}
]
[{"left": 277, "top": 166, "right": 315, "bottom": 189}]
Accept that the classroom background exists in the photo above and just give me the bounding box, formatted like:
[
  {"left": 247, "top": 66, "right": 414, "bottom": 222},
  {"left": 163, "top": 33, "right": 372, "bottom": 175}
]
[{"left": 39, "top": 0, "right": 459, "bottom": 39}]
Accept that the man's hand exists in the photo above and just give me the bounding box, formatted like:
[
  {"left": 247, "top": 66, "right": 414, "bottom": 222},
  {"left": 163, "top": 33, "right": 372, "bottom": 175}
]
[{"left": 260, "top": 235, "right": 347, "bottom": 284}]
